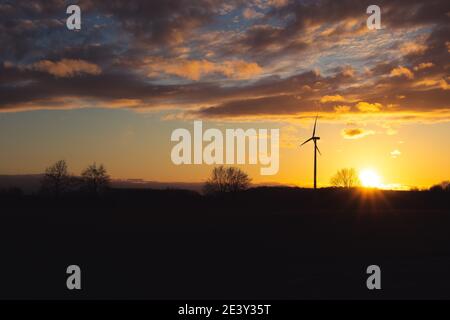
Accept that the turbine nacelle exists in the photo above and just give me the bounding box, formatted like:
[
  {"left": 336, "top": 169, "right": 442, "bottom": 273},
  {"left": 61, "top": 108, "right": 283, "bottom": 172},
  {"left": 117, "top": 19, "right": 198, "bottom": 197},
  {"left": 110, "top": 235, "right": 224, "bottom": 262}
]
[{"left": 300, "top": 136, "right": 320, "bottom": 146}]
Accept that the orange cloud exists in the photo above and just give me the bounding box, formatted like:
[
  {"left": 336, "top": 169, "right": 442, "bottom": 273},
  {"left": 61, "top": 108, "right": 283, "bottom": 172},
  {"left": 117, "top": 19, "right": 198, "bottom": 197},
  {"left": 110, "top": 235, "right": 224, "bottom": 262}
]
[
  {"left": 414, "top": 62, "right": 434, "bottom": 71},
  {"left": 320, "top": 95, "right": 345, "bottom": 103},
  {"left": 107, "top": 99, "right": 142, "bottom": 108},
  {"left": 390, "top": 66, "right": 414, "bottom": 79},
  {"left": 341, "top": 128, "right": 375, "bottom": 139},
  {"left": 334, "top": 105, "right": 351, "bottom": 113},
  {"left": 147, "top": 58, "right": 262, "bottom": 80},
  {"left": 439, "top": 79, "right": 450, "bottom": 90},
  {"left": 414, "top": 78, "right": 450, "bottom": 90},
  {"left": 31, "top": 59, "right": 102, "bottom": 77},
  {"left": 400, "top": 42, "right": 427, "bottom": 55},
  {"left": 221, "top": 60, "right": 263, "bottom": 79},
  {"left": 356, "top": 102, "right": 382, "bottom": 112}
]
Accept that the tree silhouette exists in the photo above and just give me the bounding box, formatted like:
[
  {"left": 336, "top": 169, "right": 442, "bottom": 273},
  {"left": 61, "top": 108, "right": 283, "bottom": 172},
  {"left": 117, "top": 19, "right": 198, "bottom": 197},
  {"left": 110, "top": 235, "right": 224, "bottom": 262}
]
[
  {"left": 81, "top": 163, "right": 111, "bottom": 194},
  {"left": 203, "top": 166, "right": 251, "bottom": 194},
  {"left": 330, "top": 168, "right": 360, "bottom": 188},
  {"left": 430, "top": 181, "right": 450, "bottom": 192},
  {"left": 40, "top": 160, "right": 72, "bottom": 197}
]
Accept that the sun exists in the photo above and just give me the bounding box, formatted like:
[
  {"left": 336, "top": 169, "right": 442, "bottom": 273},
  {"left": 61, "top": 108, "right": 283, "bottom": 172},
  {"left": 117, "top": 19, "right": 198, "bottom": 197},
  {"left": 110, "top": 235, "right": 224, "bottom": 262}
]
[{"left": 359, "top": 169, "right": 382, "bottom": 188}]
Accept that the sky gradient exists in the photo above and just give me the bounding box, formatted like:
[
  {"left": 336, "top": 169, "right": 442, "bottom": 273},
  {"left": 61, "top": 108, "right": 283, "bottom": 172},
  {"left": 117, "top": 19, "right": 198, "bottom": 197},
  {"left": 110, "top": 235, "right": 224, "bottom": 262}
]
[{"left": 1, "top": 0, "right": 449, "bottom": 188}]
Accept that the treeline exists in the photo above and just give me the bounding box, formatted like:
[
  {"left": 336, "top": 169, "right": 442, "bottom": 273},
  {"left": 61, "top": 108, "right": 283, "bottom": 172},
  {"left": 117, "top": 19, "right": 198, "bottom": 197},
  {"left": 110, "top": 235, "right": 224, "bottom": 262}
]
[
  {"left": 429, "top": 181, "right": 450, "bottom": 192},
  {"left": 40, "top": 160, "right": 110, "bottom": 197},
  {"left": 0, "top": 161, "right": 449, "bottom": 198}
]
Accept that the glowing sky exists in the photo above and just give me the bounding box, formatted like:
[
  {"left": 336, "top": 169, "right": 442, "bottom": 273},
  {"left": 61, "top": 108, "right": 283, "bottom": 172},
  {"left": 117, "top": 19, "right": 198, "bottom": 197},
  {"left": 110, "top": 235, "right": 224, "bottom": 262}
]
[{"left": 0, "top": 0, "right": 449, "bottom": 188}]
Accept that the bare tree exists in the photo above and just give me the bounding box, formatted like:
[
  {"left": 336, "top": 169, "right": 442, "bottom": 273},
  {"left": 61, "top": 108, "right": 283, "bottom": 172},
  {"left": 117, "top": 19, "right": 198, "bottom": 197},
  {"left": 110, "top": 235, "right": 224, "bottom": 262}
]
[
  {"left": 330, "top": 168, "right": 360, "bottom": 188},
  {"left": 203, "top": 166, "right": 251, "bottom": 194},
  {"left": 81, "top": 163, "right": 111, "bottom": 194},
  {"left": 40, "top": 160, "right": 72, "bottom": 197}
]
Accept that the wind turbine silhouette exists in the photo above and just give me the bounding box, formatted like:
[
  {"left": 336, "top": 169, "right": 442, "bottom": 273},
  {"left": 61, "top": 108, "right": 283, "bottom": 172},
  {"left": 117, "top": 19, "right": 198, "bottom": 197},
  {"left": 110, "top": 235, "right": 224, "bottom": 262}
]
[{"left": 300, "top": 116, "right": 321, "bottom": 189}]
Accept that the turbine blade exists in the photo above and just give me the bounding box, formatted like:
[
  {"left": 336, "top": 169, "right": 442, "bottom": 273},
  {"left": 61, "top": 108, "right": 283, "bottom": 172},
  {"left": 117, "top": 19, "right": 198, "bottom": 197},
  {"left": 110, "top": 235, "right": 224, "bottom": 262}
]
[
  {"left": 300, "top": 137, "right": 313, "bottom": 146},
  {"left": 312, "top": 115, "right": 318, "bottom": 137},
  {"left": 316, "top": 145, "right": 322, "bottom": 155}
]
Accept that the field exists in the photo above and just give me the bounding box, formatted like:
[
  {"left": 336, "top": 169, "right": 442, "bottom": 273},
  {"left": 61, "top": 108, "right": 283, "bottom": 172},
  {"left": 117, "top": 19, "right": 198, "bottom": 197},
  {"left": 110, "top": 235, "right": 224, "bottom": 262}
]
[{"left": 1, "top": 187, "right": 449, "bottom": 299}]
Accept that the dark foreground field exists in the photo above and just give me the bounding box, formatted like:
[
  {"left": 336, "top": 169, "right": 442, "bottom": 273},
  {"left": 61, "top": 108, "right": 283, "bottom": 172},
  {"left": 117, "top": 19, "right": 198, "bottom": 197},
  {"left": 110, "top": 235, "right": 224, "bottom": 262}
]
[{"left": 0, "top": 187, "right": 449, "bottom": 299}]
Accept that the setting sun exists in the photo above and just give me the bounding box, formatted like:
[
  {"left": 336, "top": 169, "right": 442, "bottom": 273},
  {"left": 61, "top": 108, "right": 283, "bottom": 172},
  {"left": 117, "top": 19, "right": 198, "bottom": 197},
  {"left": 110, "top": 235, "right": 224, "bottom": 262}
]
[{"left": 359, "top": 169, "right": 382, "bottom": 188}]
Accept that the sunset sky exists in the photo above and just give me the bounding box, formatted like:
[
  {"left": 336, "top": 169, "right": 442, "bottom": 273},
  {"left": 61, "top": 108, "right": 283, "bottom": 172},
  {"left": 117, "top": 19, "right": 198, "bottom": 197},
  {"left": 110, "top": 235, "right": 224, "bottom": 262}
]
[{"left": 1, "top": 0, "right": 449, "bottom": 189}]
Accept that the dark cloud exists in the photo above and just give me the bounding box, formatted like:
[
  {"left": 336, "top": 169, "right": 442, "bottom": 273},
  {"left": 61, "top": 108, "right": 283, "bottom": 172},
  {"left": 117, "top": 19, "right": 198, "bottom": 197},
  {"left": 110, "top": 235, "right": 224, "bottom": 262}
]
[
  {"left": 0, "top": 0, "right": 68, "bottom": 59},
  {"left": 195, "top": 95, "right": 312, "bottom": 117},
  {"left": 79, "top": 0, "right": 242, "bottom": 48},
  {"left": 233, "top": 0, "right": 450, "bottom": 59}
]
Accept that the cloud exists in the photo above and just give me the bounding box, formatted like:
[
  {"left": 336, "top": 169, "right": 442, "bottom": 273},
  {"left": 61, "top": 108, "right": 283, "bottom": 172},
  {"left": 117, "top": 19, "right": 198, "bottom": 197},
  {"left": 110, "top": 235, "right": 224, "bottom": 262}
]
[
  {"left": 267, "top": 0, "right": 289, "bottom": 8},
  {"left": 194, "top": 94, "right": 312, "bottom": 118},
  {"left": 390, "top": 149, "right": 401, "bottom": 158},
  {"left": 320, "top": 95, "right": 345, "bottom": 103},
  {"left": 341, "top": 65, "right": 355, "bottom": 78},
  {"left": 334, "top": 105, "right": 351, "bottom": 113},
  {"left": 414, "top": 78, "right": 450, "bottom": 90},
  {"left": 221, "top": 60, "right": 263, "bottom": 79},
  {"left": 146, "top": 58, "right": 262, "bottom": 80},
  {"left": 242, "top": 8, "right": 264, "bottom": 20},
  {"left": 106, "top": 99, "right": 143, "bottom": 108},
  {"left": 77, "top": 0, "right": 235, "bottom": 47},
  {"left": 400, "top": 42, "right": 427, "bottom": 55},
  {"left": 341, "top": 128, "right": 375, "bottom": 139},
  {"left": 0, "top": 0, "right": 449, "bottom": 124},
  {"left": 3, "top": 61, "right": 14, "bottom": 69},
  {"left": 356, "top": 102, "right": 382, "bottom": 113},
  {"left": 31, "top": 59, "right": 102, "bottom": 78},
  {"left": 414, "top": 62, "right": 434, "bottom": 71},
  {"left": 390, "top": 66, "right": 414, "bottom": 79}
]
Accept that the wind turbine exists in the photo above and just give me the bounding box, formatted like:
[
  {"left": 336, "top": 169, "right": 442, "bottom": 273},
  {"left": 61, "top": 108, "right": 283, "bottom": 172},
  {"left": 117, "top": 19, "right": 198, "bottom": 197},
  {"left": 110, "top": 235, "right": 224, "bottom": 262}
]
[{"left": 300, "top": 116, "right": 321, "bottom": 189}]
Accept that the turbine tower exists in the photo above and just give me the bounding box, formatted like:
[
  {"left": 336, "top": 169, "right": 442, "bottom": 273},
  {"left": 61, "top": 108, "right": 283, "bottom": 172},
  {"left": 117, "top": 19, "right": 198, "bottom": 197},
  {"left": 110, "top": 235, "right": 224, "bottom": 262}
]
[{"left": 300, "top": 116, "right": 321, "bottom": 189}]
